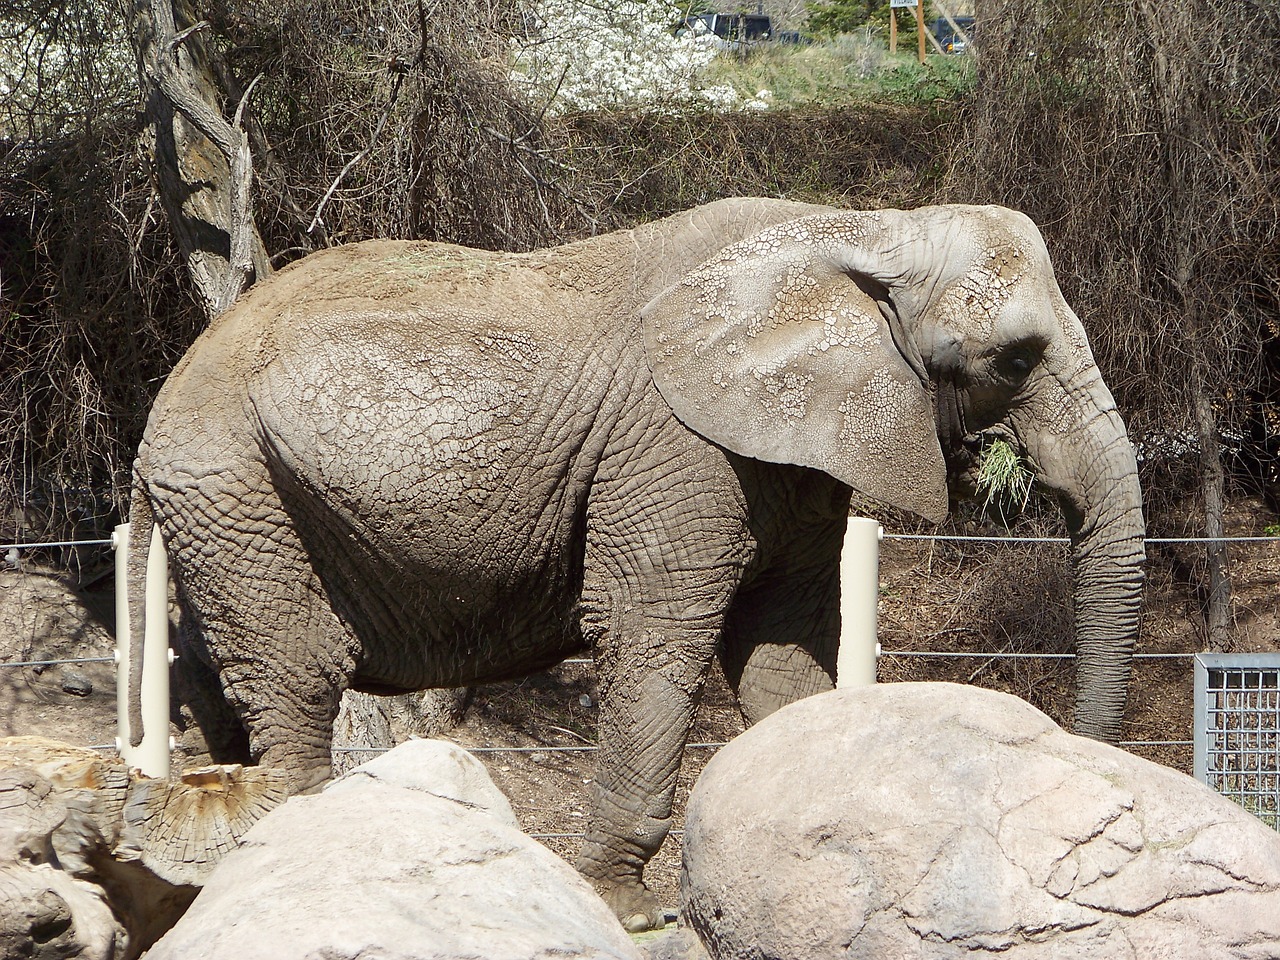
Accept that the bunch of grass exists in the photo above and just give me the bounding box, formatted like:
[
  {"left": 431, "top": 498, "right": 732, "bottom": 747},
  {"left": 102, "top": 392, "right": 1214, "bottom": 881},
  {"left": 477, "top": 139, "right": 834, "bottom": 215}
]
[{"left": 976, "top": 438, "right": 1032, "bottom": 515}]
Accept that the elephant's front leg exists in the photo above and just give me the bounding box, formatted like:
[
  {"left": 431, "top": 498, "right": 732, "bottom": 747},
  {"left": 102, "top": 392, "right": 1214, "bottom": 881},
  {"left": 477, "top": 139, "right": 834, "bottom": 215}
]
[{"left": 576, "top": 607, "right": 720, "bottom": 932}]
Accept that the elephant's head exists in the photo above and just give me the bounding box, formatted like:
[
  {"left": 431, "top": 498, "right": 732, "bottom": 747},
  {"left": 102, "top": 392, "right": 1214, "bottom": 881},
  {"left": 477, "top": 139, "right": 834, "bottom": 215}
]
[{"left": 641, "top": 205, "right": 1144, "bottom": 741}]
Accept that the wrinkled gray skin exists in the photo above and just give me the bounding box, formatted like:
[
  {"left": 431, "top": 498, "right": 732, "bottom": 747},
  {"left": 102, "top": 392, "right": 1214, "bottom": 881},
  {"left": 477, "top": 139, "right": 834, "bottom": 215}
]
[{"left": 128, "top": 198, "right": 1144, "bottom": 930}]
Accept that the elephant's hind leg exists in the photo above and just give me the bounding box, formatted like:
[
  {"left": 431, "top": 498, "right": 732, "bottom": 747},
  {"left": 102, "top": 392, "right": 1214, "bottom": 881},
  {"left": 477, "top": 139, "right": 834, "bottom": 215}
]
[
  {"left": 158, "top": 469, "right": 357, "bottom": 794},
  {"left": 172, "top": 615, "right": 251, "bottom": 765}
]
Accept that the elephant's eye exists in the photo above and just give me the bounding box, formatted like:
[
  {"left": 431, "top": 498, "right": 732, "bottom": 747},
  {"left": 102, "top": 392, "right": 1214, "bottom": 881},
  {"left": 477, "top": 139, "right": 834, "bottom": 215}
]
[{"left": 993, "top": 342, "right": 1041, "bottom": 383}]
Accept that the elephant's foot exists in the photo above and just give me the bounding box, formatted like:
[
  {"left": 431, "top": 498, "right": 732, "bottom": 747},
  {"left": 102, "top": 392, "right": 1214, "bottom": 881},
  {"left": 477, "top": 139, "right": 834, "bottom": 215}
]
[
  {"left": 577, "top": 811, "right": 672, "bottom": 931},
  {"left": 257, "top": 742, "right": 332, "bottom": 795},
  {"left": 594, "top": 878, "right": 667, "bottom": 933}
]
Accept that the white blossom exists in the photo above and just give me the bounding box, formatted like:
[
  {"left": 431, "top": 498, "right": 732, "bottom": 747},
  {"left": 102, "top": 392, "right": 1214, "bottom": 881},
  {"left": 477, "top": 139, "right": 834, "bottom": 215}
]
[{"left": 512, "top": 0, "right": 769, "bottom": 112}]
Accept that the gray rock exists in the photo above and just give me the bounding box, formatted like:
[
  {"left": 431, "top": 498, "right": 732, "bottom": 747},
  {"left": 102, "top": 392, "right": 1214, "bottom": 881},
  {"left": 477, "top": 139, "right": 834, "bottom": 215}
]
[
  {"left": 681, "top": 682, "right": 1280, "bottom": 960},
  {"left": 146, "top": 739, "right": 641, "bottom": 960},
  {"left": 59, "top": 670, "right": 93, "bottom": 696},
  {"left": 635, "top": 927, "right": 710, "bottom": 960},
  {"left": 325, "top": 736, "right": 518, "bottom": 827},
  {"left": 0, "top": 860, "right": 123, "bottom": 960}
]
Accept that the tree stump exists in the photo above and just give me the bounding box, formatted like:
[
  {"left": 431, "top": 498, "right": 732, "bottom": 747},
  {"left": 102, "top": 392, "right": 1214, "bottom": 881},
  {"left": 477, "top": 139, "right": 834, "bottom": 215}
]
[
  {"left": 332, "top": 690, "right": 395, "bottom": 777},
  {"left": 0, "top": 736, "right": 287, "bottom": 958}
]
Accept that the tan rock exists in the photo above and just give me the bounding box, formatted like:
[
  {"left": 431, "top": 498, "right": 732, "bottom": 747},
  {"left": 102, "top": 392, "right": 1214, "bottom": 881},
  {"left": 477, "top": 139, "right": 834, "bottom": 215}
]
[
  {"left": 681, "top": 683, "right": 1280, "bottom": 959},
  {"left": 147, "top": 739, "right": 642, "bottom": 960}
]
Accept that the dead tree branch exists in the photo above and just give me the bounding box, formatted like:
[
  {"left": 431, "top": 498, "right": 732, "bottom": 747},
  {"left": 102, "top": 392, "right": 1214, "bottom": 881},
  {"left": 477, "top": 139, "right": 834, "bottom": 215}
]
[{"left": 130, "top": 0, "right": 271, "bottom": 319}]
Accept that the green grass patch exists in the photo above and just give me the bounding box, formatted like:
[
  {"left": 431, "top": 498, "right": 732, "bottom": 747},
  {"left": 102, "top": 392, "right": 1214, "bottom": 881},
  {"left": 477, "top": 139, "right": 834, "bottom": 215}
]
[{"left": 701, "top": 34, "right": 975, "bottom": 108}]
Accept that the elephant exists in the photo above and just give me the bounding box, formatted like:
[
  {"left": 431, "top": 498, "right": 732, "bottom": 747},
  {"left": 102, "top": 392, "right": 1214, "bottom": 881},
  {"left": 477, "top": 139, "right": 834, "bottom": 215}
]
[{"left": 126, "top": 197, "right": 1145, "bottom": 930}]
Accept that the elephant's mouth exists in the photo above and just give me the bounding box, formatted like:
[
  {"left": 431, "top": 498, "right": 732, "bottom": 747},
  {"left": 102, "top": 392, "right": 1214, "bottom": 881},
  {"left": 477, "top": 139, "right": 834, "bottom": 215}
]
[
  {"left": 934, "top": 380, "right": 1039, "bottom": 508},
  {"left": 934, "top": 383, "right": 979, "bottom": 501},
  {"left": 942, "top": 425, "right": 1026, "bottom": 505}
]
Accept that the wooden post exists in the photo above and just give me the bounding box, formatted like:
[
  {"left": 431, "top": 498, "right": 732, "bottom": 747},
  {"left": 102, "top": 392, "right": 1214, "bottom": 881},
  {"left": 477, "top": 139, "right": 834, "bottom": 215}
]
[
  {"left": 889, "top": 0, "right": 924, "bottom": 59},
  {"left": 915, "top": 0, "right": 927, "bottom": 63}
]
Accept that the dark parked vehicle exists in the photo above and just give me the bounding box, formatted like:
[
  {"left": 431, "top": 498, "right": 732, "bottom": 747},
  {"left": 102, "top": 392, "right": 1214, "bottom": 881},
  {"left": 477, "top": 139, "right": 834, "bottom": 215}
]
[
  {"left": 930, "top": 15, "right": 974, "bottom": 54},
  {"left": 682, "top": 11, "right": 772, "bottom": 48}
]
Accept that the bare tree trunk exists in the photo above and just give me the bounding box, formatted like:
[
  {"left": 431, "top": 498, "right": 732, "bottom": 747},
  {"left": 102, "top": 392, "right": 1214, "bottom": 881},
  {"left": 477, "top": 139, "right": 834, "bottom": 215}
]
[
  {"left": 394, "top": 688, "right": 473, "bottom": 738},
  {"left": 2, "top": 738, "right": 285, "bottom": 957},
  {"left": 1194, "top": 385, "right": 1234, "bottom": 651},
  {"left": 332, "top": 688, "right": 472, "bottom": 777},
  {"left": 128, "top": 0, "right": 271, "bottom": 319},
  {"left": 331, "top": 691, "right": 395, "bottom": 778},
  {"left": 1143, "top": 0, "right": 1234, "bottom": 653}
]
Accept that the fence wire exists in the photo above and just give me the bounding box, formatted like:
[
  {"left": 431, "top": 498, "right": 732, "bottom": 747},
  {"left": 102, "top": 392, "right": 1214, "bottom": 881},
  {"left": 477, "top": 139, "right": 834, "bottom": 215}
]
[
  {"left": 4, "top": 538, "right": 115, "bottom": 552},
  {"left": 7, "top": 534, "right": 1274, "bottom": 554},
  {"left": 3, "top": 530, "right": 1276, "bottom": 826}
]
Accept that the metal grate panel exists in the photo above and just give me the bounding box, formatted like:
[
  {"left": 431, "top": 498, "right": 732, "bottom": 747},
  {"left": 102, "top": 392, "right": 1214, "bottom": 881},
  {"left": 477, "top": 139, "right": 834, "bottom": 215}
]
[{"left": 1194, "top": 653, "right": 1280, "bottom": 830}]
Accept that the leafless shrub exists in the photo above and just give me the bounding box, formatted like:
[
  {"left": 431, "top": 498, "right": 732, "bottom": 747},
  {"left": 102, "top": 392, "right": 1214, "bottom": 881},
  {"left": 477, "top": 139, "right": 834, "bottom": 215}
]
[
  {"left": 2, "top": 130, "right": 203, "bottom": 551},
  {"left": 878, "top": 508, "right": 1077, "bottom": 726},
  {"left": 210, "top": 0, "right": 578, "bottom": 254},
  {"left": 2, "top": 6, "right": 160, "bottom": 546},
  {"left": 555, "top": 105, "right": 947, "bottom": 230},
  {"left": 947, "top": 0, "right": 1280, "bottom": 524},
  {"left": 2, "top": 0, "right": 574, "bottom": 548}
]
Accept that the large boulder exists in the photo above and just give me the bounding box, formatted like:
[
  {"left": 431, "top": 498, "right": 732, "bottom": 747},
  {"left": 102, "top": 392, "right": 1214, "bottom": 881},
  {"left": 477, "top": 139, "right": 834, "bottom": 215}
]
[
  {"left": 681, "top": 682, "right": 1280, "bottom": 959},
  {"left": 145, "top": 738, "right": 643, "bottom": 960}
]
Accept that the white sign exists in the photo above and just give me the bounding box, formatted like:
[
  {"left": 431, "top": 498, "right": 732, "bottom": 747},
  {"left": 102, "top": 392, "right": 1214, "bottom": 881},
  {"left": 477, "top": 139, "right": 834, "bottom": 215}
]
[{"left": 889, "top": 0, "right": 918, "bottom": 7}]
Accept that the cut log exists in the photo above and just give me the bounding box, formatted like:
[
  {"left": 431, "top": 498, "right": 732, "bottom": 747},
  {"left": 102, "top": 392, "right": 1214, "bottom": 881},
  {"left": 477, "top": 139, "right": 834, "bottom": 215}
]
[{"left": 117, "top": 763, "right": 288, "bottom": 886}]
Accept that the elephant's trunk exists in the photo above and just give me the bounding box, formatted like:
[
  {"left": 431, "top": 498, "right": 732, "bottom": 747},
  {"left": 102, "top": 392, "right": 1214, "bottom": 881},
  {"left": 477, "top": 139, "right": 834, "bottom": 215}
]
[
  {"left": 1067, "top": 458, "right": 1145, "bottom": 742},
  {"left": 1026, "top": 374, "right": 1146, "bottom": 743}
]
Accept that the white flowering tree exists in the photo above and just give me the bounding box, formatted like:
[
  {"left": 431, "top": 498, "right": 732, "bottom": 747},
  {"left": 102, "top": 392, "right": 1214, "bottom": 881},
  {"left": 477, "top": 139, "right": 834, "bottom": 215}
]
[
  {"left": 1, "top": 1, "right": 134, "bottom": 140},
  {"left": 512, "top": 0, "right": 768, "bottom": 112}
]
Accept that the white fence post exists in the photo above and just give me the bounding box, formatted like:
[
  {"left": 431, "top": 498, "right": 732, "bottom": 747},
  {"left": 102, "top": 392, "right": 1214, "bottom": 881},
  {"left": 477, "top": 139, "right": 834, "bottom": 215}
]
[
  {"left": 837, "top": 516, "right": 881, "bottom": 688},
  {"left": 113, "top": 522, "right": 172, "bottom": 778}
]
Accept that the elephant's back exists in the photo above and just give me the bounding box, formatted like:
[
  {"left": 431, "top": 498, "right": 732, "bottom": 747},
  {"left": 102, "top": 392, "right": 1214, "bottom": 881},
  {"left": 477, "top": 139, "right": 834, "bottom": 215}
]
[
  {"left": 243, "top": 240, "right": 581, "bottom": 325},
  {"left": 145, "top": 236, "right": 629, "bottom": 439},
  {"left": 233, "top": 242, "right": 644, "bottom": 566},
  {"left": 137, "top": 235, "right": 643, "bottom": 553}
]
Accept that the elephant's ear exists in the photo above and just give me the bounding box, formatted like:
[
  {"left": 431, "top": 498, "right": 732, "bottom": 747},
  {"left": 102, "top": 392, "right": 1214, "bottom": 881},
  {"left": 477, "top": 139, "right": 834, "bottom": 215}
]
[{"left": 641, "top": 213, "right": 948, "bottom": 522}]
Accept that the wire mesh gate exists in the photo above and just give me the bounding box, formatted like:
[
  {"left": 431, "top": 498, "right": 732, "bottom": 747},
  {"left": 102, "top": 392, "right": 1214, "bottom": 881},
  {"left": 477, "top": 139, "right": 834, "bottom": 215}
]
[{"left": 1194, "top": 653, "right": 1280, "bottom": 830}]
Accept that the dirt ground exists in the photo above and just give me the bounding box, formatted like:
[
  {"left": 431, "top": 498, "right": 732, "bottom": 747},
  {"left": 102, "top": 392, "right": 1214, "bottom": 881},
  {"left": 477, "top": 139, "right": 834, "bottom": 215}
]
[{"left": 3, "top": 498, "right": 1278, "bottom": 910}]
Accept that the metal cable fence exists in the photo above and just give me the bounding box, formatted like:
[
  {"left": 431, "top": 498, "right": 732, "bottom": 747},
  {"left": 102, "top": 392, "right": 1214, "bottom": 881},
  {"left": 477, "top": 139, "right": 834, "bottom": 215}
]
[{"left": 3, "top": 530, "right": 1279, "bottom": 829}]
